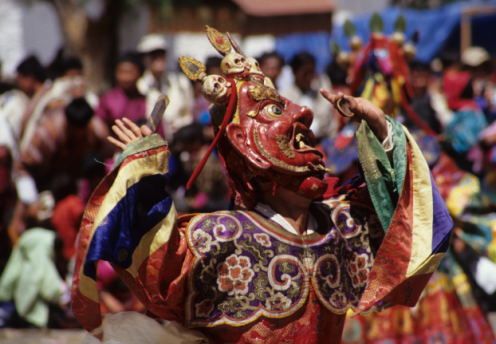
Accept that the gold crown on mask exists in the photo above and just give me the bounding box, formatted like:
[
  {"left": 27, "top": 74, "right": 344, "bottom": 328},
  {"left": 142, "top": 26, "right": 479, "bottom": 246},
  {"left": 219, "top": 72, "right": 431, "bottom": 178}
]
[{"left": 179, "top": 26, "right": 276, "bottom": 112}]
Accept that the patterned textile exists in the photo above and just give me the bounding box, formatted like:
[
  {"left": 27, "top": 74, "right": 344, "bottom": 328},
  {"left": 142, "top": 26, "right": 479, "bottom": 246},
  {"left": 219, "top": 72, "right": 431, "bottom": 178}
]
[
  {"left": 342, "top": 257, "right": 495, "bottom": 344},
  {"left": 186, "top": 210, "right": 372, "bottom": 327},
  {"left": 72, "top": 118, "right": 453, "bottom": 341},
  {"left": 72, "top": 134, "right": 175, "bottom": 334}
]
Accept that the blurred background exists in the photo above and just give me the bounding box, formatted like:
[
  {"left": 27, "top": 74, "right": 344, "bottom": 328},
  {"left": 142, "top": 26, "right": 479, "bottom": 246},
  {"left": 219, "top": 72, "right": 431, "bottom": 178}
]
[{"left": 1, "top": 0, "right": 496, "bottom": 342}]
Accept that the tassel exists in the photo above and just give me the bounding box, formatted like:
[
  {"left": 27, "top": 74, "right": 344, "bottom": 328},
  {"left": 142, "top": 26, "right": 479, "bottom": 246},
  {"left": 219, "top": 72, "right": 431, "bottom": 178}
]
[{"left": 186, "top": 80, "right": 238, "bottom": 189}]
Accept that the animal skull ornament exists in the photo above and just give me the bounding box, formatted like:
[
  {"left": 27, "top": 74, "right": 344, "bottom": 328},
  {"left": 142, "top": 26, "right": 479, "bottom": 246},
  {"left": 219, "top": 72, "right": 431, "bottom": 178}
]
[
  {"left": 202, "top": 75, "right": 231, "bottom": 104},
  {"left": 221, "top": 52, "right": 247, "bottom": 75},
  {"left": 245, "top": 57, "right": 263, "bottom": 76}
]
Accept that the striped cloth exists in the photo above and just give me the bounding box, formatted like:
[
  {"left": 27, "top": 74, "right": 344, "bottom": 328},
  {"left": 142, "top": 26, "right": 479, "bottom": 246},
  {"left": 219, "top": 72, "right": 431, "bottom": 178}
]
[
  {"left": 71, "top": 134, "right": 176, "bottom": 335},
  {"left": 356, "top": 117, "right": 453, "bottom": 310}
]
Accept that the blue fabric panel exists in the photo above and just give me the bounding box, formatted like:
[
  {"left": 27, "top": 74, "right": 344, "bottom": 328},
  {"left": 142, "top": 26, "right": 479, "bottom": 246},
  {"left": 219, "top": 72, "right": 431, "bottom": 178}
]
[
  {"left": 430, "top": 174, "right": 453, "bottom": 254},
  {"left": 84, "top": 174, "right": 172, "bottom": 279}
]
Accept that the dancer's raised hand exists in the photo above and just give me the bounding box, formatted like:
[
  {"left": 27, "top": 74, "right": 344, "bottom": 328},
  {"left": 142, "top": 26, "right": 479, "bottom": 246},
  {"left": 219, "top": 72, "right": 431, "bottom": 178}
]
[{"left": 107, "top": 117, "right": 152, "bottom": 150}]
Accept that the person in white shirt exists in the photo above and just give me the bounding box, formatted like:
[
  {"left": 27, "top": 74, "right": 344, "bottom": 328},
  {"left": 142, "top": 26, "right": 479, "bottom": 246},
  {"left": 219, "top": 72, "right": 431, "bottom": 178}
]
[
  {"left": 280, "top": 52, "right": 337, "bottom": 140},
  {"left": 136, "top": 34, "right": 193, "bottom": 140}
]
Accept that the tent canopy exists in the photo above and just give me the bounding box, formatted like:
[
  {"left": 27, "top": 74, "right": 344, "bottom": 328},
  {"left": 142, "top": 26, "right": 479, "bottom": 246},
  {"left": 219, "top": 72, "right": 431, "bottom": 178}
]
[
  {"left": 273, "top": 1, "right": 496, "bottom": 71},
  {"left": 330, "top": 2, "right": 496, "bottom": 63}
]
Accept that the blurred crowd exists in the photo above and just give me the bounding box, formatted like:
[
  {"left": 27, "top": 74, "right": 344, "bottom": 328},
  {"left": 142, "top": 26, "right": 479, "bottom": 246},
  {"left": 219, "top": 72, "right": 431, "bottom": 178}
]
[{"left": 1, "top": 30, "right": 496, "bottom": 331}]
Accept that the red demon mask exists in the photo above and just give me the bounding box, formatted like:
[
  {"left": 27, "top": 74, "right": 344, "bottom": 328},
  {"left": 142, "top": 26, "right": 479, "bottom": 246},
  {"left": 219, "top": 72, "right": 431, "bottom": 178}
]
[{"left": 179, "top": 26, "right": 327, "bottom": 207}]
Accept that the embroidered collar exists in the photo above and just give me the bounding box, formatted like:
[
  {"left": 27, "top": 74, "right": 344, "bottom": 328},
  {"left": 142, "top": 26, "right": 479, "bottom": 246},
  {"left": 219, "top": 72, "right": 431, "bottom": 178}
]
[{"left": 254, "top": 203, "right": 317, "bottom": 235}]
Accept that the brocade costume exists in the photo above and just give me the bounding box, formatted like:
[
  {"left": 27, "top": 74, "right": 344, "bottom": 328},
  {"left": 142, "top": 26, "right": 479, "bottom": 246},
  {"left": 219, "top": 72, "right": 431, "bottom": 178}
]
[{"left": 72, "top": 26, "right": 452, "bottom": 344}]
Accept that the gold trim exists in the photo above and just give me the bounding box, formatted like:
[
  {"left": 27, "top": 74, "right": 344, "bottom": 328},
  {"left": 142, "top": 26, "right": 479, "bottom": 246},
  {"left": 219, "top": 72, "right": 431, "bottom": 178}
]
[
  {"left": 205, "top": 25, "right": 232, "bottom": 55},
  {"left": 248, "top": 84, "right": 282, "bottom": 103},
  {"left": 178, "top": 56, "right": 206, "bottom": 81},
  {"left": 276, "top": 135, "right": 295, "bottom": 159}
]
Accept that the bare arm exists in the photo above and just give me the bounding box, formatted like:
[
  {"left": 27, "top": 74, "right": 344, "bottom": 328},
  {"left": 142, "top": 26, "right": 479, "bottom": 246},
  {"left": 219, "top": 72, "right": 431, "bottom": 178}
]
[{"left": 320, "top": 89, "right": 388, "bottom": 141}]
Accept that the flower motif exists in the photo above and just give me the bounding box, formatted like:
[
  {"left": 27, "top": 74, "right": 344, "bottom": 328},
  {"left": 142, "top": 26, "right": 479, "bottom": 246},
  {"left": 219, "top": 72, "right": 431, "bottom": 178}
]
[
  {"left": 192, "top": 230, "right": 213, "bottom": 254},
  {"left": 265, "top": 292, "right": 292, "bottom": 312},
  {"left": 347, "top": 252, "right": 370, "bottom": 288},
  {"left": 254, "top": 233, "right": 271, "bottom": 247},
  {"left": 329, "top": 290, "right": 347, "bottom": 309},
  {"left": 217, "top": 254, "right": 255, "bottom": 295},
  {"left": 195, "top": 299, "right": 214, "bottom": 318}
]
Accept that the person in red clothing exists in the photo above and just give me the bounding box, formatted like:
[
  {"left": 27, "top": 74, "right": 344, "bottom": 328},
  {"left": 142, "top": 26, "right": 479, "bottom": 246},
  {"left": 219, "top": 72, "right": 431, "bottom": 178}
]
[
  {"left": 50, "top": 175, "right": 84, "bottom": 261},
  {"left": 95, "top": 52, "right": 147, "bottom": 130}
]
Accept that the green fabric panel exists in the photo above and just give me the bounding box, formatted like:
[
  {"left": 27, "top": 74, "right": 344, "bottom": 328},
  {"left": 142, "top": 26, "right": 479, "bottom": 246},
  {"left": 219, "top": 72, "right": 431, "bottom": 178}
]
[
  {"left": 114, "top": 134, "right": 168, "bottom": 167},
  {"left": 0, "top": 228, "right": 62, "bottom": 327},
  {"left": 390, "top": 118, "right": 407, "bottom": 195},
  {"left": 356, "top": 117, "right": 407, "bottom": 231}
]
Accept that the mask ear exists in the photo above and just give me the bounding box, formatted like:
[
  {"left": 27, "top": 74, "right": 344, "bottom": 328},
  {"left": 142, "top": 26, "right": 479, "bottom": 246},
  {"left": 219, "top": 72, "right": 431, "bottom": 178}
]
[{"left": 226, "top": 123, "right": 271, "bottom": 170}]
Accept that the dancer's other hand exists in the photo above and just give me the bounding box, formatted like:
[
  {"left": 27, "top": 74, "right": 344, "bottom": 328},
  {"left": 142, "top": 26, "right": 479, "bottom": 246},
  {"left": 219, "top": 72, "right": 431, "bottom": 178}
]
[{"left": 107, "top": 117, "right": 152, "bottom": 150}]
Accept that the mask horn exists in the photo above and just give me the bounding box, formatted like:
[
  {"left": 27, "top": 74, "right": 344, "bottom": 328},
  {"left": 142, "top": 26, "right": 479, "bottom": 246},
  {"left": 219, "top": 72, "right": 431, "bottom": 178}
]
[
  {"left": 178, "top": 56, "right": 206, "bottom": 81},
  {"left": 205, "top": 25, "right": 232, "bottom": 56}
]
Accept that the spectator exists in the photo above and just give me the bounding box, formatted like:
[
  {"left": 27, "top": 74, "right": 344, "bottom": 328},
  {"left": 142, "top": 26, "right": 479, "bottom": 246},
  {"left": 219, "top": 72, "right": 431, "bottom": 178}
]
[
  {"left": 258, "top": 51, "right": 284, "bottom": 88},
  {"left": 137, "top": 34, "right": 193, "bottom": 140},
  {"left": 59, "top": 56, "right": 84, "bottom": 78},
  {"left": 0, "top": 56, "right": 46, "bottom": 144},
  {"left": 0, "top": 145, "right": 21, "bottom": 273},
  {"left": 407, "top": 61, "right": 443, "bottom": 134},
  {"left": 96, "top": 52, "right": 147, "bottom": 129},
  {"left": 205, "top": 56, "right": 222, "bottom": 75},
  {"left": 22, "top": 97, "right": 110, "bottom": 190},
  {"left": 50, "top": 175, "right": 84, "bottom": 262},
  {"left": 281, "top": 52, "right": 336, "bottom": 140},
  {"left": 169, "top": 123, "right": 230, "bottom": 212},
  {"left": 15, "top": 55, "right": 46, "bottom": 98}
]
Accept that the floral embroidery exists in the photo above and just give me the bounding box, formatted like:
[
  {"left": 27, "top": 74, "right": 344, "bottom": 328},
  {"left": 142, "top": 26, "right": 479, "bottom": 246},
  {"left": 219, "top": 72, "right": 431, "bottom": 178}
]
[
  {"left": 347, "top": 252, "right": 370, "bottom": 288},
  {"left": 217, "top": 254, "right": 255, "bottom": 296},
  {"left": 192, "top": 230, "right": 212, "bottom": 254},
  {"left": 186, "top": 209, "right": 374, "bottom": 327},
  {"left": 265, "top": 292, "right": 292, "bottom": 311},
  {"left": 329, "top": 291, "right": 348, "bottom": 309},
  {"left": 254, "top": 233, "right": 271, "bottom": 247},
  {"left": 331, "top": 203, "right": 362, "bottom": 239},
  {"left": 315, "top": 254, "right": 341, "bottom": 289}
]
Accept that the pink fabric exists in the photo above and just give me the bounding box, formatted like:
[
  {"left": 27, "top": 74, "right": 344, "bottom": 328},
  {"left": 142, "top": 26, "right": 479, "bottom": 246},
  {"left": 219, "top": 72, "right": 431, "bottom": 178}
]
[
  {"left": 97, "top": 261, "right": 118, "bottom": 289},
  {"left": 95, "top": 88, "right": 146, "bottom": 128},
  {"left": 481, "top": 121, "right": 496, "bottom": 140}
]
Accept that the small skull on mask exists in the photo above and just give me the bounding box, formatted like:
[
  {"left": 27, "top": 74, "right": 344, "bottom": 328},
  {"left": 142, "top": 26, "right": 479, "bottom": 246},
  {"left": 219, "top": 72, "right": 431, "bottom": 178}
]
[
  {"left": 202, "top": 74, "right": 231, "bottom": 104},
  {"left": 245, "top": 57, "right": 263, "bottom": 75},
  {"left": 221, "top": 52, "right": 247, "bottom": 75}
]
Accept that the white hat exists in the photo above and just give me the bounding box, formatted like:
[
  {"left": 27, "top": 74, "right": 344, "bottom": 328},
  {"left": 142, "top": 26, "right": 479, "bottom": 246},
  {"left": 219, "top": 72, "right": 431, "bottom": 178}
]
[
  {"left": 462, "top": 46, "right": 490, "bottom": 67},
  {"left": 137, "top": 34, "right": 168, "bottom": 53}
]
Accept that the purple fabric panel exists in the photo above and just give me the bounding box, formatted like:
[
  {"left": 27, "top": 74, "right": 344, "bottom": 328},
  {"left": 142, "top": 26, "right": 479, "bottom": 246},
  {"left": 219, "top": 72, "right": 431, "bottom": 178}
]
[{"left": 430, "top": 174, "right": 453, "bottom": 253}]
